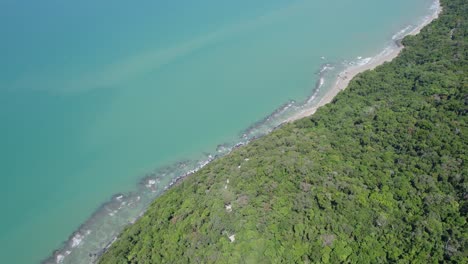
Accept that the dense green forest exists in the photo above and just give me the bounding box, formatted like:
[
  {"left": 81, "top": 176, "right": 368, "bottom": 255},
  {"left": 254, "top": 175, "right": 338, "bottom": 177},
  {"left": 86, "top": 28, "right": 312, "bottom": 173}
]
[{"left": 100, "top": 0, "right": 467, "bottom": 263}]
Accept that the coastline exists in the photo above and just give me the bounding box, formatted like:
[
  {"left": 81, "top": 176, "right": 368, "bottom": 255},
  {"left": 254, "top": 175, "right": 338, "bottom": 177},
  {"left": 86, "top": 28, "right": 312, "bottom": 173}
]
[
  {"left": 45, "top": 1, "right": 443, "bottom": 263},
  {"left": 286, "top": 0, "right": 442, "bottom": 122},
  {"left": 98, "top": 0, "right": 467, "bottom": 260}
]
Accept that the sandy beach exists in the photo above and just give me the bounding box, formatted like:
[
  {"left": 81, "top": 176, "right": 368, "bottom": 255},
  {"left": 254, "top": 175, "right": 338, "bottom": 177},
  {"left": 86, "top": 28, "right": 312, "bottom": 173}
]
[{"left": 286, "top": 0, "right": 442, "bottom": 122}]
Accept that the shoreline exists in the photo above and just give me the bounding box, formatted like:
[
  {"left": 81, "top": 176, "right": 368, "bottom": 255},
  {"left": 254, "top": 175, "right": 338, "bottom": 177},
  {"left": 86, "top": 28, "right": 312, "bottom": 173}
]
[
  {"left": 286, "top": 0, "right": 442, "bottom": 122},
  {"left": 45, "top": 1, "right": 443, "bottom": 263}
]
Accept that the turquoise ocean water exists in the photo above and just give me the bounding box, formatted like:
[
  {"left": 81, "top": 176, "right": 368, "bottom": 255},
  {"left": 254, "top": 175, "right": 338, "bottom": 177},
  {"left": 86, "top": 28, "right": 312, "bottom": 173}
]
[{"left": 0, "top": 0, "right": 438, "bottom": 263}]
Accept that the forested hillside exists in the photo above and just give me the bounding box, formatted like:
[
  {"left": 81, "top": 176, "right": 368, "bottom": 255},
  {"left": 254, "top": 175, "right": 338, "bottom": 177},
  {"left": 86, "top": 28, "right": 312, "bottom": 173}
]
[{"left": 100, "top": 0, "right": 467, "bottom": 262}]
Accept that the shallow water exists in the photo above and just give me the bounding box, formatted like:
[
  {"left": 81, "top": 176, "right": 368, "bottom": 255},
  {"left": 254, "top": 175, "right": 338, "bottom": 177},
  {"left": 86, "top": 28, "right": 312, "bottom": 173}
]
[{"left": 0, "top": 0, "right": 437, "bottom": 263}]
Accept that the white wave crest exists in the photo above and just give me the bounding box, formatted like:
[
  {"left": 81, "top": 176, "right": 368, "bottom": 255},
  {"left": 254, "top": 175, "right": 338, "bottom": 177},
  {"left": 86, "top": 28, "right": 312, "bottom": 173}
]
[{"left": 71, "top": 233, "right": 83, "bottom": 248}]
